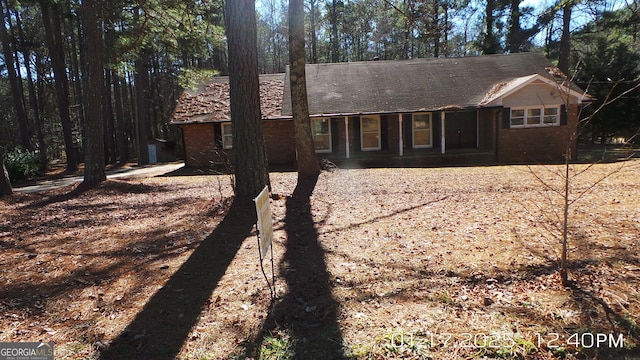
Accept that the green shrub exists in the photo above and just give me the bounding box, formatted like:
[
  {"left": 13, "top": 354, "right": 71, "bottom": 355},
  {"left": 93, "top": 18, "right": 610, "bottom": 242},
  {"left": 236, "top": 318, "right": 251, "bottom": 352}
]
[{"left": 4, "top": 148, "right": 42, "bottom": 182}]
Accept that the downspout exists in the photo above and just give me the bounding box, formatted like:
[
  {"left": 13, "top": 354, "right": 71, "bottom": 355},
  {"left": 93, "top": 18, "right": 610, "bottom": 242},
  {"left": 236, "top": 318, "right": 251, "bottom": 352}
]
[
  {"left": 440, "top": 112, "right": 446, "bottom": 154},
  {"left": 495, "top": 109, "right": 500, "bottom": 162},
  {"left": 180, "top": 125, "right": 188, "bottom": 166},
  {"left": 345, "top": 116, "right": 350, "bottom": 159},
  {"left": 477, "top": 111, "right": 480, "bottom": 148},
  {"left": 399, "top": 115, "right": 404, "bottom": 156}
]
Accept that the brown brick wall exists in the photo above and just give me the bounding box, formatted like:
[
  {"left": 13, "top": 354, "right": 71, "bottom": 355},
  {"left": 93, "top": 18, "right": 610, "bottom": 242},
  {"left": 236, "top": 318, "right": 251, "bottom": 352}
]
[
  {"left": 181, "top": 120, "right": 296, "bottom": 169},
  {"left": 497, "top": 104, "right": 579, "bottom": 163},
  {"left": 181, "top": 123, "right": 218, "bottom": 168},
  {"left": 180, "top": 105, "right": 580, "bottom": 168},
  {"left": 263, "top": 120, "right": 296, "bottom": 164},
  {"left": 478, "top": 108, "right": 498, "bottom": 151}
]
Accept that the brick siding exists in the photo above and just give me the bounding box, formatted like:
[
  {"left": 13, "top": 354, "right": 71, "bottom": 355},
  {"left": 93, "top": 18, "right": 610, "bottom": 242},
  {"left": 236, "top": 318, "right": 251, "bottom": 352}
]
[
  {"left": 181, "top": 123, "right": 219, "bottom": 169},
  {"left": 181, "top": 120, "right": 296, "bottom": 169},
  {"left": 497, "top": 104, "right": 579, "bottom": 163},
  {"left": 263, "top": 120, "right": 296, "bottom": 165},
  {"left": 180, "top": 105, "right": 580, "bottom": 168}
]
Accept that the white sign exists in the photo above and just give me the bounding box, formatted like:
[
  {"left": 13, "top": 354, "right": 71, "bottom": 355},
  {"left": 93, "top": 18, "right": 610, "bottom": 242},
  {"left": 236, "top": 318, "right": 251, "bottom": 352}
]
[{"left": 253, "top": 186, "right": 273, "bottom": 258}]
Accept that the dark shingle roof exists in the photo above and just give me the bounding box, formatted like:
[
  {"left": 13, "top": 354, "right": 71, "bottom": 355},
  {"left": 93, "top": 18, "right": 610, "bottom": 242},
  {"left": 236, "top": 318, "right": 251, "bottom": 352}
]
[
  {"left": 171, "top": 53, "right": 576, "bottom": 124},
  {"left": 282, "top": 52, "right": 565, "bottom": 115},
  {"left": 171, "top": 73, "right": 285, "bottom": 124}
]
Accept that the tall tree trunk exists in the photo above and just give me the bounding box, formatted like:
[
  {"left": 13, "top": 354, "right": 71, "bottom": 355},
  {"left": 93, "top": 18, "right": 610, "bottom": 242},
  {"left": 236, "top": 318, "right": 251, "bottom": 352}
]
[
  {"left": 403, "top": 0, "right": 411, "bottom": 59},
  {"left": 330, "top": 0, "right": 340, "bottom": 62},
  {"left": 135, "top": 50, "right": 151, "bottom": 165},
  {"left": 68, "top": 10, "right": 86, "bottom": 142},
  {"left": 35, "top": 52, "right": 49, "bottom": 156},
  {"left": 74, "top": 13, "right": 89, "bottom": 158},
  {"left": 289, "top": 0, "right": 320, "bottom": 179},
  {"left": 127, "top": 70, "right": 137, "bottom": 159},
  {"left": 545, "top": 18, "right": 554, "bottom": 57},
  {"left": 267, "top": 2, "right": 278, "bottom": 73},
  {"left": 225, "top": 0, "right": 271, "bottom": 202},
  {"left": 151, "top": 56, "right": 162, "bottom": 139},
  {"left": 40, "top": 0, "right": 78, "bottom": 172},
  {"left": 309, "top": 0, "right": 318, "bottom": 63},
  {"left": 113, "top": 73, "right": 129, "bottom": 164},
  {"left": 507, "top": 0, "right": 522, "bottom": 53},
  {"left": 443, "top": 5, "right": 449, "bottom": 57},
  {"left": 0, "top": 0, "right": 32, "bottom": 151},
  {"left": 558, "top": 2, "right": 572, "bottom": 75},
  {"left": 81, "top": 0, "right": 106, "bottom": 186},
  {"left": 432, "top": 0, "right": 441, "bottom": 58},
  {"left": 104, "top": 70, "right": 117, "bottom": 164},
  {"left": 482, "top": 0, "right": 499, "bottom": 54},
  {"left": 14, "top": 9, "right": 47, "bottom": 167},
  {"left": 0, "top": 148, "right": 12, "bottom": 197}
]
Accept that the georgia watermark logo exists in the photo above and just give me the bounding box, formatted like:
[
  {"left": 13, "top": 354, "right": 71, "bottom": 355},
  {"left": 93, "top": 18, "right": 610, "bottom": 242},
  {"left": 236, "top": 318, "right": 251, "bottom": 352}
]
[{"left": 0, "top": 342, "right": 54, "bottom": 360}]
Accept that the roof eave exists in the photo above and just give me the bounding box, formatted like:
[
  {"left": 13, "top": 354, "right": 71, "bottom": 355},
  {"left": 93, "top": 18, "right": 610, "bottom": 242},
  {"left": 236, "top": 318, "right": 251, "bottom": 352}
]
[
  {"left": 479, "top": 74, "right": 592, "bottom": 107},
  {"left": 171, "top": 115, "right": 291, "bottom": 125}
]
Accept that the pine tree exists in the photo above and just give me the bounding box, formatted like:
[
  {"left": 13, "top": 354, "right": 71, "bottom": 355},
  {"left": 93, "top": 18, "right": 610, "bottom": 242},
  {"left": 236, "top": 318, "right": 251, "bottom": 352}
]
[{"left": 225, "top": 0, "right": 271, "bottom": 202}]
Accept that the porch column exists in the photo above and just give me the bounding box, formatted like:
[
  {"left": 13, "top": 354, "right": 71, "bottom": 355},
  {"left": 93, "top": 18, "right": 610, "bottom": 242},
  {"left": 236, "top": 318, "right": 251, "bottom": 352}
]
[
  {"left": 476, "top": 112, "right": 480, "bottom": 148},
  {"left": 399, "top": 115, "right": 404, "bottom": 156},
  {"left": 345, "top": 117, "right": 350, "bottom": 159},
  {"left": 440, "top": 112, "right": 446, "bottom": 154}
]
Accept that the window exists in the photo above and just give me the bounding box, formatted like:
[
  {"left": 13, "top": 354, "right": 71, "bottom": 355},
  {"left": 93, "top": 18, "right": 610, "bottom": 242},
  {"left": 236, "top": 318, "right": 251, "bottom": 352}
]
[
  {"left": 221, "top": 122, "right": 233, "bottom": 149},
  {"left": 412, "top": 113, "right": 432, "bottom": 148},
  {"left": 312, "top": 118, "right": 332, "bottom": 153},
  {"left": 543, "top": 107, "right": 559, "bottom": 124},
  {"left": 526, "top": 108, "right": 541, "bottom": 125},
  {"left": 510, "top": 109, "right": 525, "bottom": 126},
  {"left": 361, "top": 116, "right": 381, "bottom": 150},
  {"left": 510, "top": 106, "right": 560, "bottom": 128}
]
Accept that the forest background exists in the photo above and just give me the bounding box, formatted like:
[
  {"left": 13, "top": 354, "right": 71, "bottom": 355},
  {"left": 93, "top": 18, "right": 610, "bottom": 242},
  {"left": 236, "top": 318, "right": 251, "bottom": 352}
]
[{"left": 0, "top": 0, "right": 639, "bottom": 183}]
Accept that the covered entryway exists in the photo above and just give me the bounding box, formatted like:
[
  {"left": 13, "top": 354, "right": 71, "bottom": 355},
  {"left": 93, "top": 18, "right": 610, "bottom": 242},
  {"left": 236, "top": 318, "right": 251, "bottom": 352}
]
[{"left": 445, "top": 111, "right": 477, "bottom": 149}]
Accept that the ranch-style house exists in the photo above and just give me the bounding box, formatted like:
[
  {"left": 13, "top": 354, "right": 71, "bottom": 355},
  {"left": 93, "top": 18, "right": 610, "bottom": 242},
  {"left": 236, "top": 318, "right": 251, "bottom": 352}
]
[{"left": 170, "top": 52, "right": 589, "bottom": 169}]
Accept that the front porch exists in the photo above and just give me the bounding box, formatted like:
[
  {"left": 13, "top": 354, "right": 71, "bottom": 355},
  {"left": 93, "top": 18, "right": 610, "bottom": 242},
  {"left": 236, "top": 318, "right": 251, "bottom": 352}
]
[
  {"left": 318, "top": 148, "right": 497, "bottom": 168},
  {"left": 313, "top": 109, "right": 499, "bottom": 168}
]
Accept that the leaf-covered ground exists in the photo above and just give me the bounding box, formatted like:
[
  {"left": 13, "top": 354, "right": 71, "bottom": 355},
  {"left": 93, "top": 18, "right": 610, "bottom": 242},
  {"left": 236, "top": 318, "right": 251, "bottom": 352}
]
[{"left": 1, "top": 161, "right": 639, "bottom": 359}]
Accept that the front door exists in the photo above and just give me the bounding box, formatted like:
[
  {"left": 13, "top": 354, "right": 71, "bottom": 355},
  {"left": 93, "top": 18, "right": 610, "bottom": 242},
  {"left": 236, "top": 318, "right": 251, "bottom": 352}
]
[{"left": 445, "top": 111, "right": 477, "bottom": 149}]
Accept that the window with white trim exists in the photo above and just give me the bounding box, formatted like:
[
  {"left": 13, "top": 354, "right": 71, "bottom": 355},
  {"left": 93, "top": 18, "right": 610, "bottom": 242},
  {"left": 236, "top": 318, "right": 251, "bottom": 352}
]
[
  {"left": 311, "top": 118, "right": 332, "bottom": 153},
  {"left": 412, "top": 113, "right": 432, "bottom": 148},
  {"left": 510, "top": 106, "right": 560, "bottom": 128},
  {"left": 361, "top": 115, "right": 381, "bottom": 151},
  {"left": 221, "top": 122, "right": 233, "bottom": 149},
  {"left": 543, "top": 107, "right": 559, "bottom": 125}
]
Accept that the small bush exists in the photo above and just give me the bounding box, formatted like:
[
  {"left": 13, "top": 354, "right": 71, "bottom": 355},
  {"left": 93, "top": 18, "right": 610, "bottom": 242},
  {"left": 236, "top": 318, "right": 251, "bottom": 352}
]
[{"left": 4, "top": 148, "right": 42, "bottom": 182}]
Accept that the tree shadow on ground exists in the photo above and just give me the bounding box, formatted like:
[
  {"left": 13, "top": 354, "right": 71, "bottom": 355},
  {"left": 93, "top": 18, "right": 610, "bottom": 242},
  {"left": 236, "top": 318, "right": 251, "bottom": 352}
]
[
  {"left": 98, "top": 199, "right": 256, "bottom": 360},
  {"left": 19, "top": 181, "right": 161, "bottom": 209},
  {"left": 249, "top": 175, "right": 345, "bottom": 359}
]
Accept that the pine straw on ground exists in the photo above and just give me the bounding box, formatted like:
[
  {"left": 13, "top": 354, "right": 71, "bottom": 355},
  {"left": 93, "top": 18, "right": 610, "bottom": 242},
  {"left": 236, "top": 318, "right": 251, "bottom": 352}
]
[{"left": 1, "top": 161, "right": 639, "bottom": 359}]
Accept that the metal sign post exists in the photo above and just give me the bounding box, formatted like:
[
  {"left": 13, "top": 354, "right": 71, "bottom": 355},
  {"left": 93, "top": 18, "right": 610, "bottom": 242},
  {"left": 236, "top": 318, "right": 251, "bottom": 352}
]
[{"left": 254, "top": 186, "right": 276, "bottom": 302}]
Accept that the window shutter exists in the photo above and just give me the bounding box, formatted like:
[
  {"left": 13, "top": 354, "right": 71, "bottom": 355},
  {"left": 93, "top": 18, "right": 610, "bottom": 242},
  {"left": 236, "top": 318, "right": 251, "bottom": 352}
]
[
  {"left": 560, "top": 105, "right": 568, "bottom": 126},
  {"left": 213, "top": 123, "right": 223, "bottom": 148},
  {"left": 403, "top": 114, "right": 413, "bottom": 149},
  {"left": 432, "top": 112, "right": 440, "bottom": 147},
  {"left": 352, "top": 116, "right": 361, "bottom": 151},
  {"left": 502, "top": 108, "right": 511, "bottom": 129},
  {"left": 331, "top": 118, "right": 340, "bottom": 153},
  {"left": 381, "top": 115, "right": 389, "bottom": 150}
]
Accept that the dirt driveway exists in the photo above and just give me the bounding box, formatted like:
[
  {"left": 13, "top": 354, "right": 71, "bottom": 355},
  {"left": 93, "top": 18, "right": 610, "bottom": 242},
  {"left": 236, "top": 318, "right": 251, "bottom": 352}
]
[{"left": 13, "top": 162, "right": 185, "bottom": 193}]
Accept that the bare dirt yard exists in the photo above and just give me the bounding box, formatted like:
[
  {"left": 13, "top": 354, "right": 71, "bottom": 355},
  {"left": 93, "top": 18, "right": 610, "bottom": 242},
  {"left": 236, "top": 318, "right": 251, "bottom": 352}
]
[{"left": 1, "top": 160, "right": 639, "bottom": 359}]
